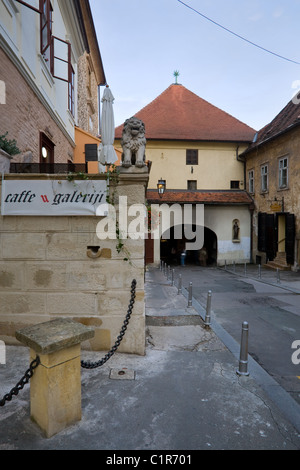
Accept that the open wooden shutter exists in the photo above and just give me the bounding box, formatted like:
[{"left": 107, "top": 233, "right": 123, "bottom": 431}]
[
  {"left": 51, "top": 36, "right": 72, "bottom": 83},
  {"left": 15, "top": 0, "right": 41, "bottom": 13},
  {"left": 266, "top": 213, "right": 276, "bottom": 261},
  {"left": 285, "top": 213, "right": 295, "bottom": 265},
  {"left": 258, "top": 212, "right": 276, "bottom": 261},
  {"left": 50, "top": 36, "right": 75, "bottom": 115},
  {"left": 257, "top": 212, "right": 266, "bottom": 252}
]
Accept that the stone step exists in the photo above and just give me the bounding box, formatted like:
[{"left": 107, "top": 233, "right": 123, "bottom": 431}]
[
  {"left": 146, "top": 315, "right": 203, "bottom": 327},
  {"left": 264, "top": 252, "right": 291, "bottom": 271},
  {"left": 264, "top": 261, "right": 291, "bottom": 271}
]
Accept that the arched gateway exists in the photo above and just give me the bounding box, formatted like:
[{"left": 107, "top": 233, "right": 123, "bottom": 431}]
[{"left": 160, "top": 224, "right": 218, "bottom": 266}]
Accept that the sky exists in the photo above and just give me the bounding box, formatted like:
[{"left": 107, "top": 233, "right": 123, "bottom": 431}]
[{"left": 90, "top": 0, "right": 300, "bottom": 132}]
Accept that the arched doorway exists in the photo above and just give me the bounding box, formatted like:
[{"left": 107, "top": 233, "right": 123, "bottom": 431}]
[{"left": 160, "top": 225, "right": 218, "bottom": 266}]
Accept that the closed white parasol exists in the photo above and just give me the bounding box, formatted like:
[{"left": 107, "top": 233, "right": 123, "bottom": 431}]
[{"left": 98, "top": 85, "right": 118, "bottom": 172}]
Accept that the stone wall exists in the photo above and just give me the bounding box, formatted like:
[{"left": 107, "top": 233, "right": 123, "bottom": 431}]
[
  {"left": 0, "top": 171, "right": 148, "bottom": 355},
  {"left": 77, "top": 52, "right": 100, "bottom": 137}
]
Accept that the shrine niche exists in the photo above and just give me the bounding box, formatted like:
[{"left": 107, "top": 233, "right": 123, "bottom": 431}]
[{"left": 232, "top": 219, "right": 240, "bottom": 242}]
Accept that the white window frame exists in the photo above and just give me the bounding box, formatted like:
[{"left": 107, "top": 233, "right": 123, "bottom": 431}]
[
  {"left": 278, "top": 156, "right": 288, "bottom": 189},
  {"left": 248, "top": 169, "right": 254, "bottom": 194},
  {"left": 261, "top": 164, "right": 268, "bottom": 192}
]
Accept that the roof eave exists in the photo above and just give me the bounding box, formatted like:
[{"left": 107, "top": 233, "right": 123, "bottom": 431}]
[
  {"left": 77, "top": 0, "right": 106, "bottom": 86},
  {"left": 242, "top": 121, "right": 300, "bottom": 157}
]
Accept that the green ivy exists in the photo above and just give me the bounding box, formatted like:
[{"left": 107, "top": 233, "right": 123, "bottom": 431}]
[
  {"left": 0, "top": 132, "right": 20, "bottom": 156},
  {"left": 106, "top": 165, "right": 131, "bottom": 263},
  {"left": 67, "top": 171, "right": 89, "bottom": 182}
]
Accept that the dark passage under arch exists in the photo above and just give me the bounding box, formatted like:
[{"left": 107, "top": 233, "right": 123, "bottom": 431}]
[{"left": 160, "top": 225, "right": 217, "bottom": 266}]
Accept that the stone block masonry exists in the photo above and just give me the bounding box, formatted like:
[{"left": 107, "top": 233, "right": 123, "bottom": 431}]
[{"left": 0, "top": 172, "right": 149, "bottom": 356}]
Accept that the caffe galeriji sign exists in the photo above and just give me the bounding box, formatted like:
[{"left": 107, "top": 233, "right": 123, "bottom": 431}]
[{"left": 1, "top": 179, "right": 108, "bottom": 216}]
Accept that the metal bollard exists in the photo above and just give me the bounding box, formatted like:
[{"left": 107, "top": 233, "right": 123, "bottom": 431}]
[
  {"left": 244, "top": 262, "right": 247, "bottom": 277},
  {"left": 204, "top": 290, "right": 212, "bottom": 327},
  {"left": 258, "top": 264, "right": 261, "bottom": 279},
  {"left": 224, "top": 260, "right": 227, "bottom": 270},
  {"left": 188, "top": 282, "right": 193, "bottom": 307},
  {"left": 236, "top": 321, "right": 250, "bottom": 376},
  {"left": 164, "top": 262, "right": 167, "bottom": 276},
  {"left": 160, "top": 260, "right": 162, "bottom": 271},
  {"left": 276, "top": 268, "right": 280, "bottom": 284},
  {"left": 177, "top": 274, "right": 182, "bottom": 295},
  {"left": 172, "top": 269, "right": 175, "bottom": 286},
  {"left": 167, "top": 265, "right": 171, "bottom": 280}
]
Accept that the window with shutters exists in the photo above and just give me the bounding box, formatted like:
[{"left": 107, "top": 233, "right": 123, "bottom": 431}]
[{"left": 15, "top": 0, "right": 75, "bottom": 116}]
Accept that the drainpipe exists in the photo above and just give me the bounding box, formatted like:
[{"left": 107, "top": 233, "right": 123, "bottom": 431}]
[
  {"left": 236, "top": 145, "right": 246, "bottom": 189},
  {"left": 236, "top": 145, "right": 253, "bottom": 263}
]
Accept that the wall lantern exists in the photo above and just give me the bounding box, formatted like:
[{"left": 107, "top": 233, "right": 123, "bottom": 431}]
[
  {"left": 42, "top": 147, "right": 48, "bottom": 159},
  {"left": 157, "top": 178, "right": 166, "bottom": 197}
]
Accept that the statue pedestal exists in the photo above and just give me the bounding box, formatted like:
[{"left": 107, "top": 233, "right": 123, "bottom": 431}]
[
  {"left": 0, "top": 149, "right": 13, "bottom": 174},
  {"left": 119, "top": 165, "right": 148, "bottom": 174}
]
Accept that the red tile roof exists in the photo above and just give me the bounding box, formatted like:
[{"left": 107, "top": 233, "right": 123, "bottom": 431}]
[
  {"left": 115, "top": 84, "right": 256, "bottom": 142},
  {"left": 147, "top": 189, "right": 254, "bottom": 206},
  {"left": 244, "top": 98, "right": 300, "bottom": 153}
]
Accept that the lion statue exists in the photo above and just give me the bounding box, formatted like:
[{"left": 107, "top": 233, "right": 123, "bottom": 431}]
[{"left": 121, "top": 117, "right": 146, "bottom": 168}]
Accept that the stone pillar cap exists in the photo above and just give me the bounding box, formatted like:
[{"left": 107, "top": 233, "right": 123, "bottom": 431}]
[{"left": 16, "top": 318, "right": 95, "bottom": 354}]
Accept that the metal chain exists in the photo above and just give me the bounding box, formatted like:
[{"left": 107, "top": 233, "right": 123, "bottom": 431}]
[
  {"left": 81, "top": 279, "right": 137, "bottom": 369},
  {"left": 0, "top": 356, "right": 40, "bottom": 407},
  {"left": 0, "top": 280, "right": 137, "bottom": 406}
]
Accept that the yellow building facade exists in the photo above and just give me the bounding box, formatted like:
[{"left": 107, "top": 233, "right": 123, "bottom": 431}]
[{"left": 144, "top": 140, "right": 247, "bottom": 191}]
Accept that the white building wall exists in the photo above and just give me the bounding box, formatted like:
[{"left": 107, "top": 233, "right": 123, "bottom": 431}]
[
  {"left": 152, "top": 203, "right": 252, "bottom": 265},
  {"left": 204, "top": 205, "right": 251, "bottom": 264},
  {"left": 0, "top": 0, "right": 84, "bottom": 144}
]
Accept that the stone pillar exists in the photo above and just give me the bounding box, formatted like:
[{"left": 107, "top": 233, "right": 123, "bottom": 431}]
[
  {"left": 0, "top": 148, "right": 13, "bottom": 174},
  {"left": 16, "top": 318, "right": 94, "bottom": 438}
]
